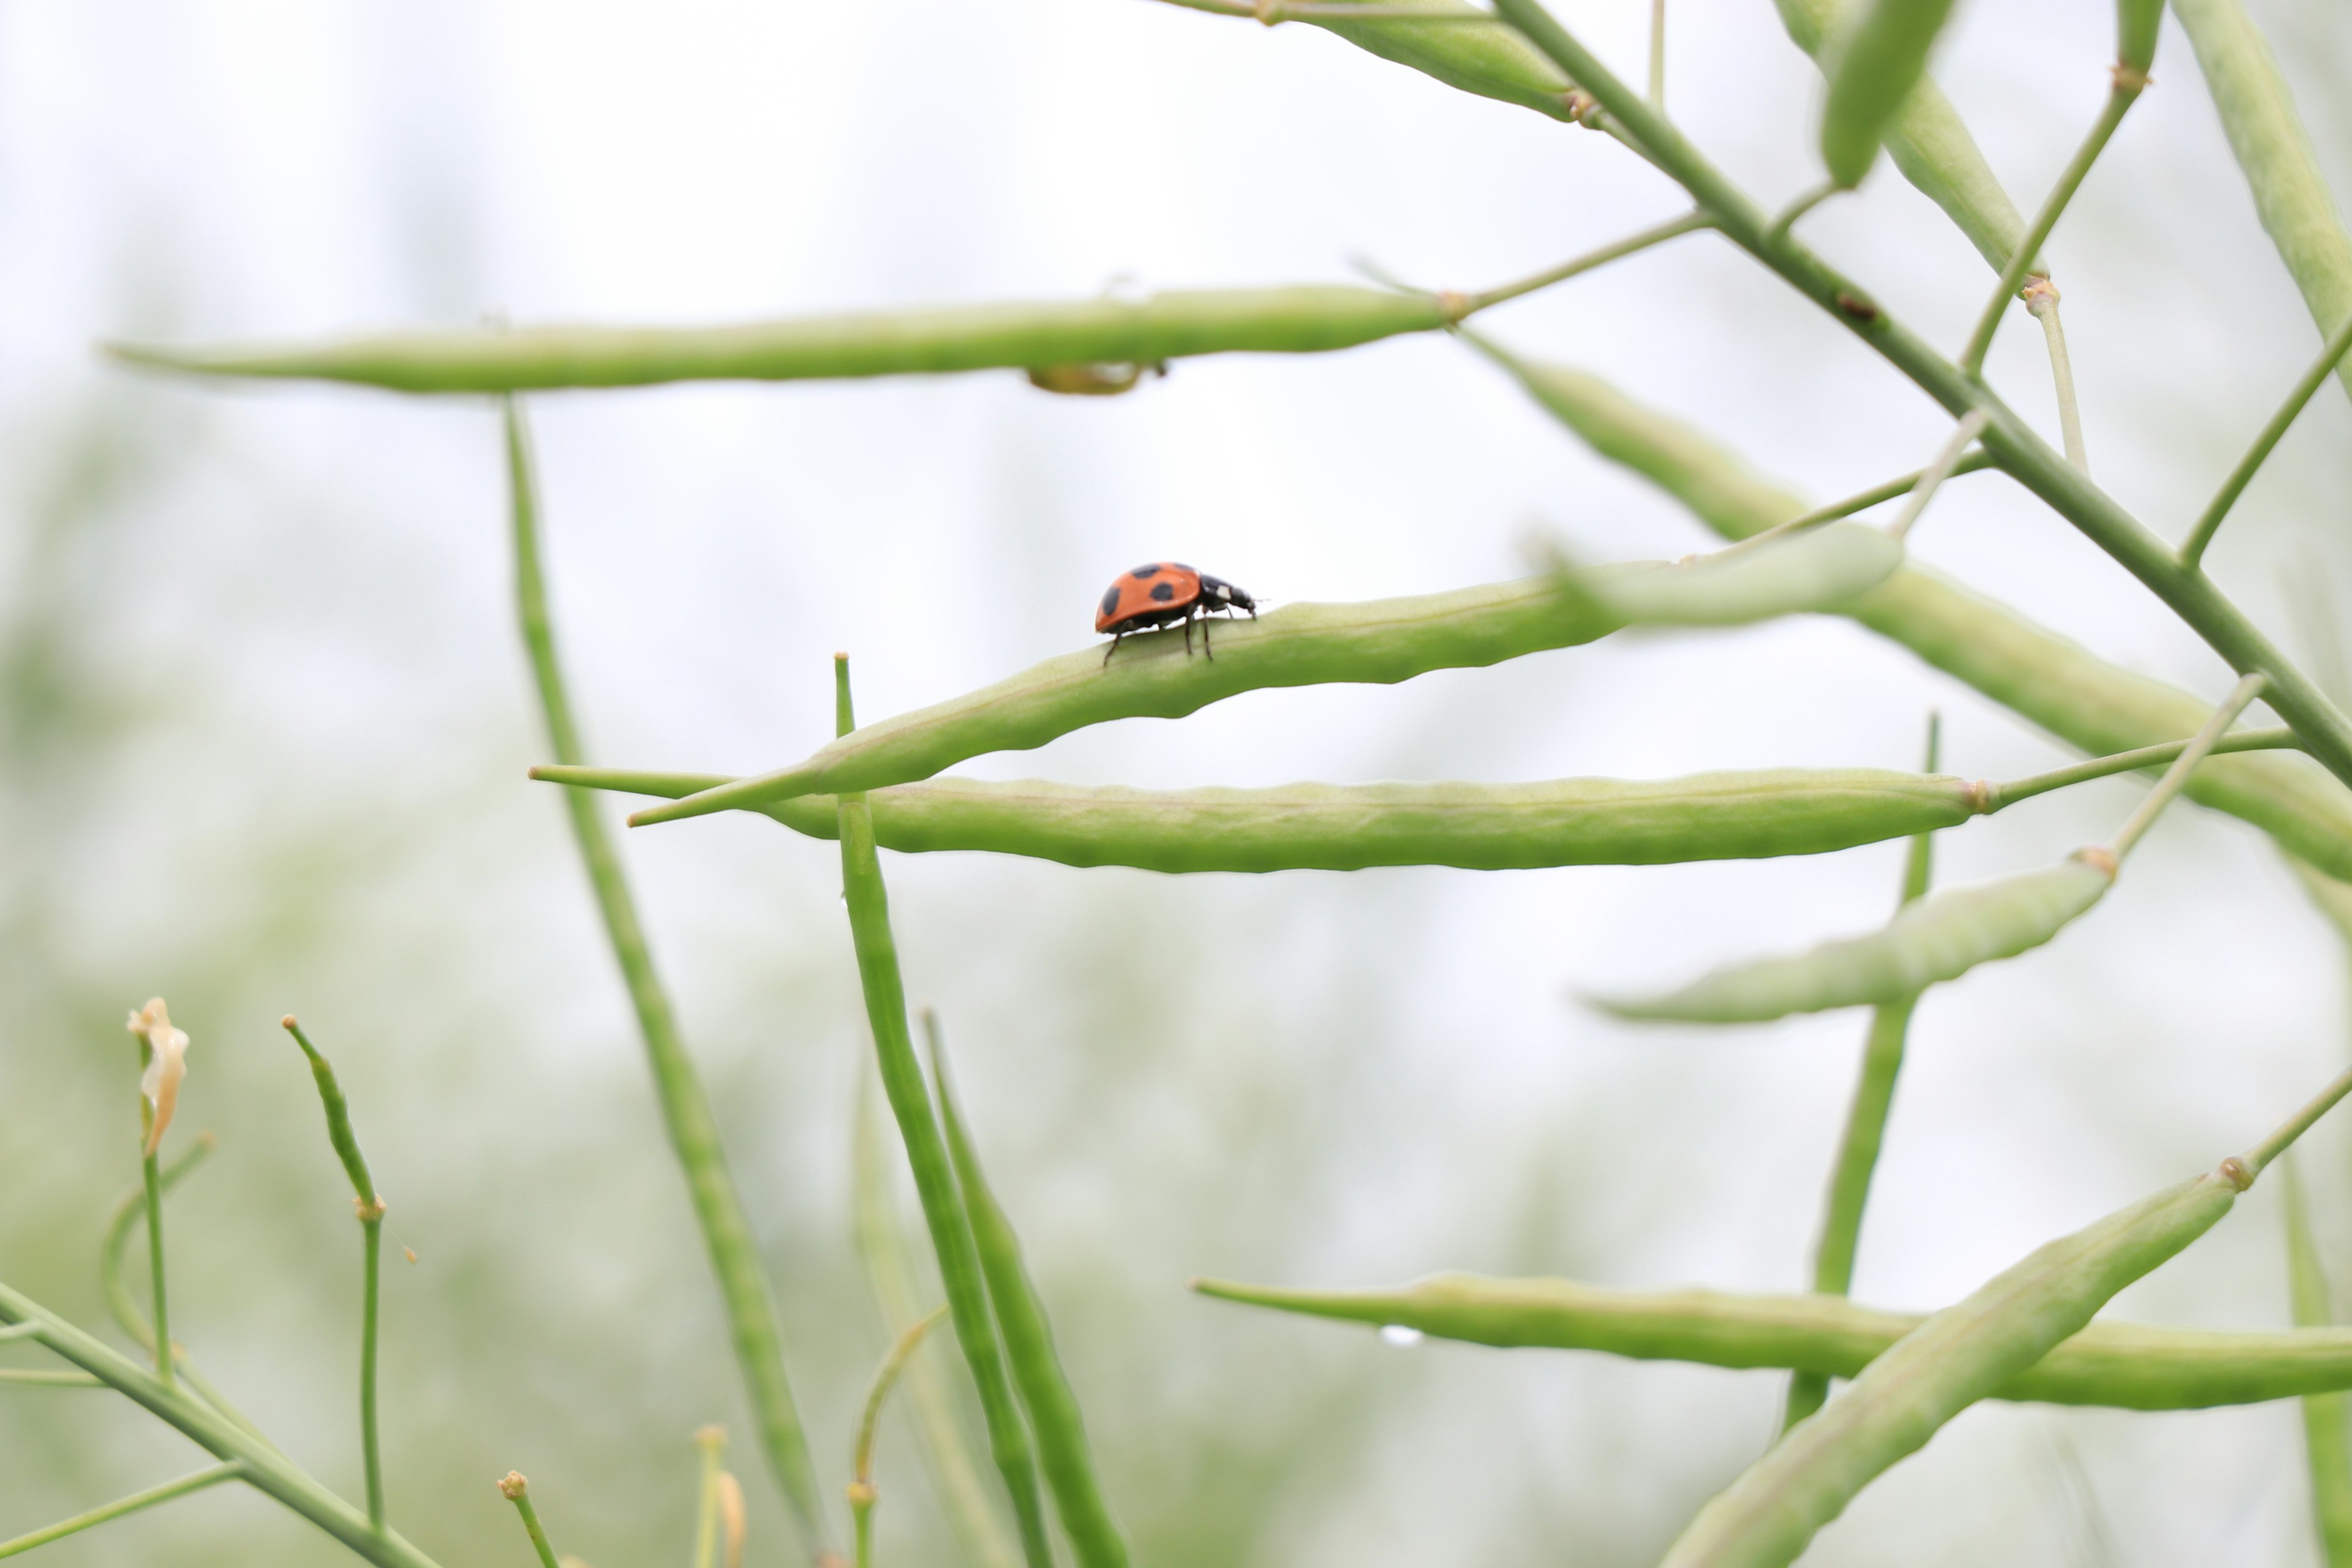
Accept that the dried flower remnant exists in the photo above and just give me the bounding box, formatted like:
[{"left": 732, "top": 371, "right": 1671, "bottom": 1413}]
[{"left": 125, "top": 998, "right": 190, "bottom": 1156}]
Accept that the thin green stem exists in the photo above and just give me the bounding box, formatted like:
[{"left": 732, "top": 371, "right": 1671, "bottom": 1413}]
[
  {"left": 1885, "top": 410, "right": 1991, "bottom": 540},
  {"left": 1768, "top": 183, "right": 1836, "bottom": 245},
  {"left": 2284, "top": 1158, "right": 2352, "bottom": 1567},
  {"left": 1485, "top": 0, "right": 2352, "bottom": 795},
  {"left": 1747, "top": 451, "right": 1997, "bottom": 543},
  {"left": 693, "top": 1427, "right": 726, "bottom": 1568},
  {"left": 501, "top": 398, "right": 829, "bottom": 1557},
  {"left": 0, "top": 1322, "right": 43, "bottom": 1341},
  {"left": 2108, "top": 674, "right": 2268, "bottom": 861},
  {"left": 1460, "top": 211, "right": 1710, "bottom": 312},
  {"left": 2244, "top": 1063, "right": 2352, "bottom": 1180},
  {"left": 833, "top": 655, "right": 1055, "bottom": 1568},
  {"left": 1983, "top": 726, "right": 2297, "bottom": 810},
  {"left": 0, "top": 1370, "right": 102, "bottom": 1386},
  {"left": 140, "top": 1150, "right": 170, "bottom": 1389},
  {"left": 1784, "top": 715, "right": 1939, "bottom": 1431},
  {"left": 281, "top": 1017, "right": 387, "bottom": 1531},
  {"left": 499, "top": 1476, "right": 564, "bottom": 1568},
  {"left": 1961, "top": 81, "right": 2141, "bottom": 374},
  {"left": 2024, "top": 286, "right": 2087, "bottom": 471},
  {"left": 0, "top": 1463, "right": 245, "bottom": 1560},
  {"left": 849, "top": 1306, "right": 951, "bottom": 1568},
  {"left": 2182, "top": 308, "right": 2352, "bottom": 568},
  {"left": 0, "top": 1282, "right": 445, "bottom": 1568}
]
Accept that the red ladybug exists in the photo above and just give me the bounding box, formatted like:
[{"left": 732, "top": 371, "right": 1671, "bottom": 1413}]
[{"left": 1095, "top": 562, "right": 1257, "bottom": 665}]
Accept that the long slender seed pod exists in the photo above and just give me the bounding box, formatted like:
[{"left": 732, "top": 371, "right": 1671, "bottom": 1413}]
[
  {"left": 929, "top": 1017, "right": 1131, "bottom": 1568},
  {"left": 833, "top": 658, "right": 1056, "bottom": 1568},
  {"left": 280, "top": 1017, "right": 388, "bottom": 1532},
  {"left": 1298, "top": 0, "right": 1584, "bottom": 119},
  {"left": 1785, "top": 718, "right": 1940, "bottom": 1430},
  {"left": 551, "top": 766, "right": 1991, "bottom": 873},
  {"left": 1477, "top": 345, "right": 2352, "bottom": 880},
  {"left": 850, "top": 1075, "right": 1022, "bottom": 1568},
  {"left": 1597, "top": 856, "right": 2113, "bottom": 1023},
  {"left": 629, "top": 536, "right": 1896, "bottom": 829},
  {"left": 1766, "top": 0, "right": 2031, "bottom": 271},
  {"left": 0, "top": 1282, "right": 448, "bottom": 1568},
  {"left": 1192, "top": 1272, "right": 2352, "bottom": 1410},
  {"left": 1817, "top": 0, "right": 1964, "bottom": 189},
  {"left": 502, "top": 401, "right": 829, "bottom": 1556},
  {"left": 2285, "top": 1159, "right": 2352, "bottom": 1566},
  {"left": 0, "top": 1463, "right": 246, "bottom": 1560},
  {"left": 1654, "top": 1063, "right": 2352, "bottom": 1568},
  {"left": 2172, "top": 0, "right": 2352, "bottom": 405},
  {"left": 1487, "top": 0, "right": 2352, "bottom": 791},
  {"left": 108, "top": 288, "right": 1450, "bottom": 393}
]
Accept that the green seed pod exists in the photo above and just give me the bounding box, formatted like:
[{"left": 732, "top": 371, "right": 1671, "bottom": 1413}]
[
  {"left": 540, "top": 767, "right": 1989, "bottom": 872},
  {"left": 1308, "top": 0, "right": 1581, "bottom": 121},
  {"left": 1657, "top": 1168, "right": 2241, "bottom": 1567},
  {"left": 1193, "top": 1270, "right": 2352, "bottom": 1410},
  {"left": 108, "top": 287, "right": 1450, "bottom": 394},
  {"left": 1598, "top": 522, "right": 1902, "bottom": 626},
  {"left": 1480, "top": 350, "right": 2352, "bottom": 881},
  {"left": 2116, "top": 0, "right": 2162, "bottom": 74},
  {"left": 627, "top": 540, "right": 1913, "bottom": 828},
  {"left": 1817, "top": 0, "right": 1966, "bottom": 190},
  {"left": 1600, "top": 853, "right": 2113, "bottom": 1022}
]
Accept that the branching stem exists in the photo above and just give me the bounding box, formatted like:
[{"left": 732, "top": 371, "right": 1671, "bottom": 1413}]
[
  {"left": 1885, "top": 411, "right": 1991, "bottom": 540},
  {"left": 2181, "top": 308, "right": 2352, "bottom": 568},
  {"left": 2108, "top": 673, "right": 2267, "bottom": 861},
  {"left": 1961, "top": 78, "right": 2143, "bottom": 374},
  {"left": 0, "top": 1463, "right": 245, "bottom": 1560}
]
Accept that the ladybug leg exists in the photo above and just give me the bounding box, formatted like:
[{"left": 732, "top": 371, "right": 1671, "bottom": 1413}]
[
  {"left": 1202, "top": 606, "right": 1214, "bottom": 660},
  {"left": 1102, "top": 628, "right": 1125, "bottom": 668},
  {"left": 1183, "top": 610, "right": 1195, "bottom": 658}
]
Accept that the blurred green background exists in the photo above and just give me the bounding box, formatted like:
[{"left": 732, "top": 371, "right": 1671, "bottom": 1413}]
[{"left": 7, "top": 1, "right": 2352, "bottom": 1564}]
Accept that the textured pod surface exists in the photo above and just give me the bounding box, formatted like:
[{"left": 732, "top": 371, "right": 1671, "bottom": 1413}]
[
  {"left": 1599, "top": 522, "right": 1902, "bottom": 625},
  {"left": 1818, "top": 0, "right": 1964, "bottom": 188},
  {"left": 1194, "top": 1272, "right": 2352, "bottom": 1409},
  {"left": 1484, "top": 347, "right": 2352, "bottom": 881},
  {"left": 1770, "top": 0, "right": 2029, "bottom": 269},
  {"left": 1310, "top": 0, "right": 1577, "bottom": 119},
  {"left": 541, "top": 767, "right": 1988, "bottom": 872},
  {"left": 1602, "top": 856, "right": 2113, "bottom": 1022},
  {"left": 1657, "top": 1172, "right": 2239, "bottom": 1568},
  {"left": 108, "top": 287, "right": 1450, "bottom": 393}
]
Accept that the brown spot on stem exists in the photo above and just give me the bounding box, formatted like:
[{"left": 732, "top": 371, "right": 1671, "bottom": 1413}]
[
  {"left": 2219, "top": 1155, "right": 2254, "bottom": 1191},
  {"left": 1834, "top": 291, "right": 1881, "bottom": 323}
]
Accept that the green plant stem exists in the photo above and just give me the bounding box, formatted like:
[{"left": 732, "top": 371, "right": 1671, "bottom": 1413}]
[
  {"left": 0, "top": 1368, "right": 104, "bottom": 1385},
  {"left": 1981, "top": 725, "right": 2297, "bottom": 809},
  {"left": 140, "top": 1148, "right": 169, "bottom": 1389},
  {"left": 0, "top": 1282, "right": 446, "bottom": 1568},
  {"left": 1747, "top": 451, "right": 1997, "bottom": 541},
  {"left": 500, "top": 398, "right": 829, "bottom": 1556},
  {"left": 2108, "top": 673, "right": 2268, "bottom": 861},
  {"left": 1961, "top": 81, "right": 2142, "bottom": 373},
  {"left": 2285, "top": 1159, "right": 2352, "bottom": 1566},
  {"left": 832, "top": 657, "right": 1055, "bottom": 1568},
  {"left": 2244, "top": 1064, "right": 2352, "bottom": 1179},
  {"left": 1484, "top": 0, "right": 2352, "bottom": 796},
  {"left": 2023, "top": 287, "right": 2086, "bottom": 471},
  {"left": 850, "top": 1306, "right": 951, "bottom": 1568},
  {"left": 1783, "top": 718, "right": 1940, "bottom": 1430},
  {"left": 1885, "top": 411, "right": 1989, "bottom": 540},
  {"left": 0, "top": 1462, "right": 246, "bottom": 1560},
  {"left": 2181, "top": 308, "right": 2352, "bottom": 568},
  {"left": 693, "top": 1428, "right": 726, "bottom": 1568},
  {"left": 500, "top": 1480, "right": 563, "bottom": 1568},
  {"left": 282, "top": 1017, "right": 387, "bottom": 1531},
  {"left": 1462, "top": 211, "right": 1710, "bottom": 311}
]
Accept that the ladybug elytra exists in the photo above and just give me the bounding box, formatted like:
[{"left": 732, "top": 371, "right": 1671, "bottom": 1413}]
[{"left": 1095, "top": 562, "right": 1257, "bottom": 666}]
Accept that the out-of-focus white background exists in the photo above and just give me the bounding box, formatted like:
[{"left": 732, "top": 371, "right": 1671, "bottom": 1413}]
[{"left": 4, "top": 1, "right": 2352, "bottom": 1563}]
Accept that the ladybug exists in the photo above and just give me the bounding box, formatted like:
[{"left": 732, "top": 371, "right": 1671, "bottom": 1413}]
[{"left": 1095, "top": 562, "right": 1257, "bottom": 665}]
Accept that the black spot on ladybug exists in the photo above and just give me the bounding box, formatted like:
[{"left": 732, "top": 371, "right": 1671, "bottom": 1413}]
[
  {"left": 1150, "top": 580, "right": 1177, "bottom": 602},
  {"left": 1131, "top": 564, "right": 1162, "bottom": 579},
  {"left": 1100, "top": 587, "right": 1122, "bottom": 619},
  {"left": 1834, "top": 291, "right": 1880, "bottom": 323}
]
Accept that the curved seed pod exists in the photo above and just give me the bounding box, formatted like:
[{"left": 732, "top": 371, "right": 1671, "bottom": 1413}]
[
  {"left": 1656, "top": 1166, "right": 2242, "bottom": 1568},
  {"left": 1769, "top": 0, "right": 2030, "bottom": 271},
  {"left": 538, "top": 767, "right": 1989, "bottom": 872},
  {"left": 1307, "top": 0, "right": 1580, "bottom": 120},
  {"left": 1192, "top": 1272, "right": 2352, "bottom": 1410},
  {"left": 107, "top": 288, "right": 1450, "bottom": 394},
  {"left": 1599, "top": 854, "right": 2113, "bottom": 1022},
  {"left": 1597, "top": 522, "right": 1901, "bottom": 625},
  {"left": 1480, "top": 348, "right": 2352, "bottom": 881},
  {"left": 629, "top": 540, "right": 1913, "bottom": 829},
  {"left": 1819, "top": 0, "right": 1966, "bottom": 189}
]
